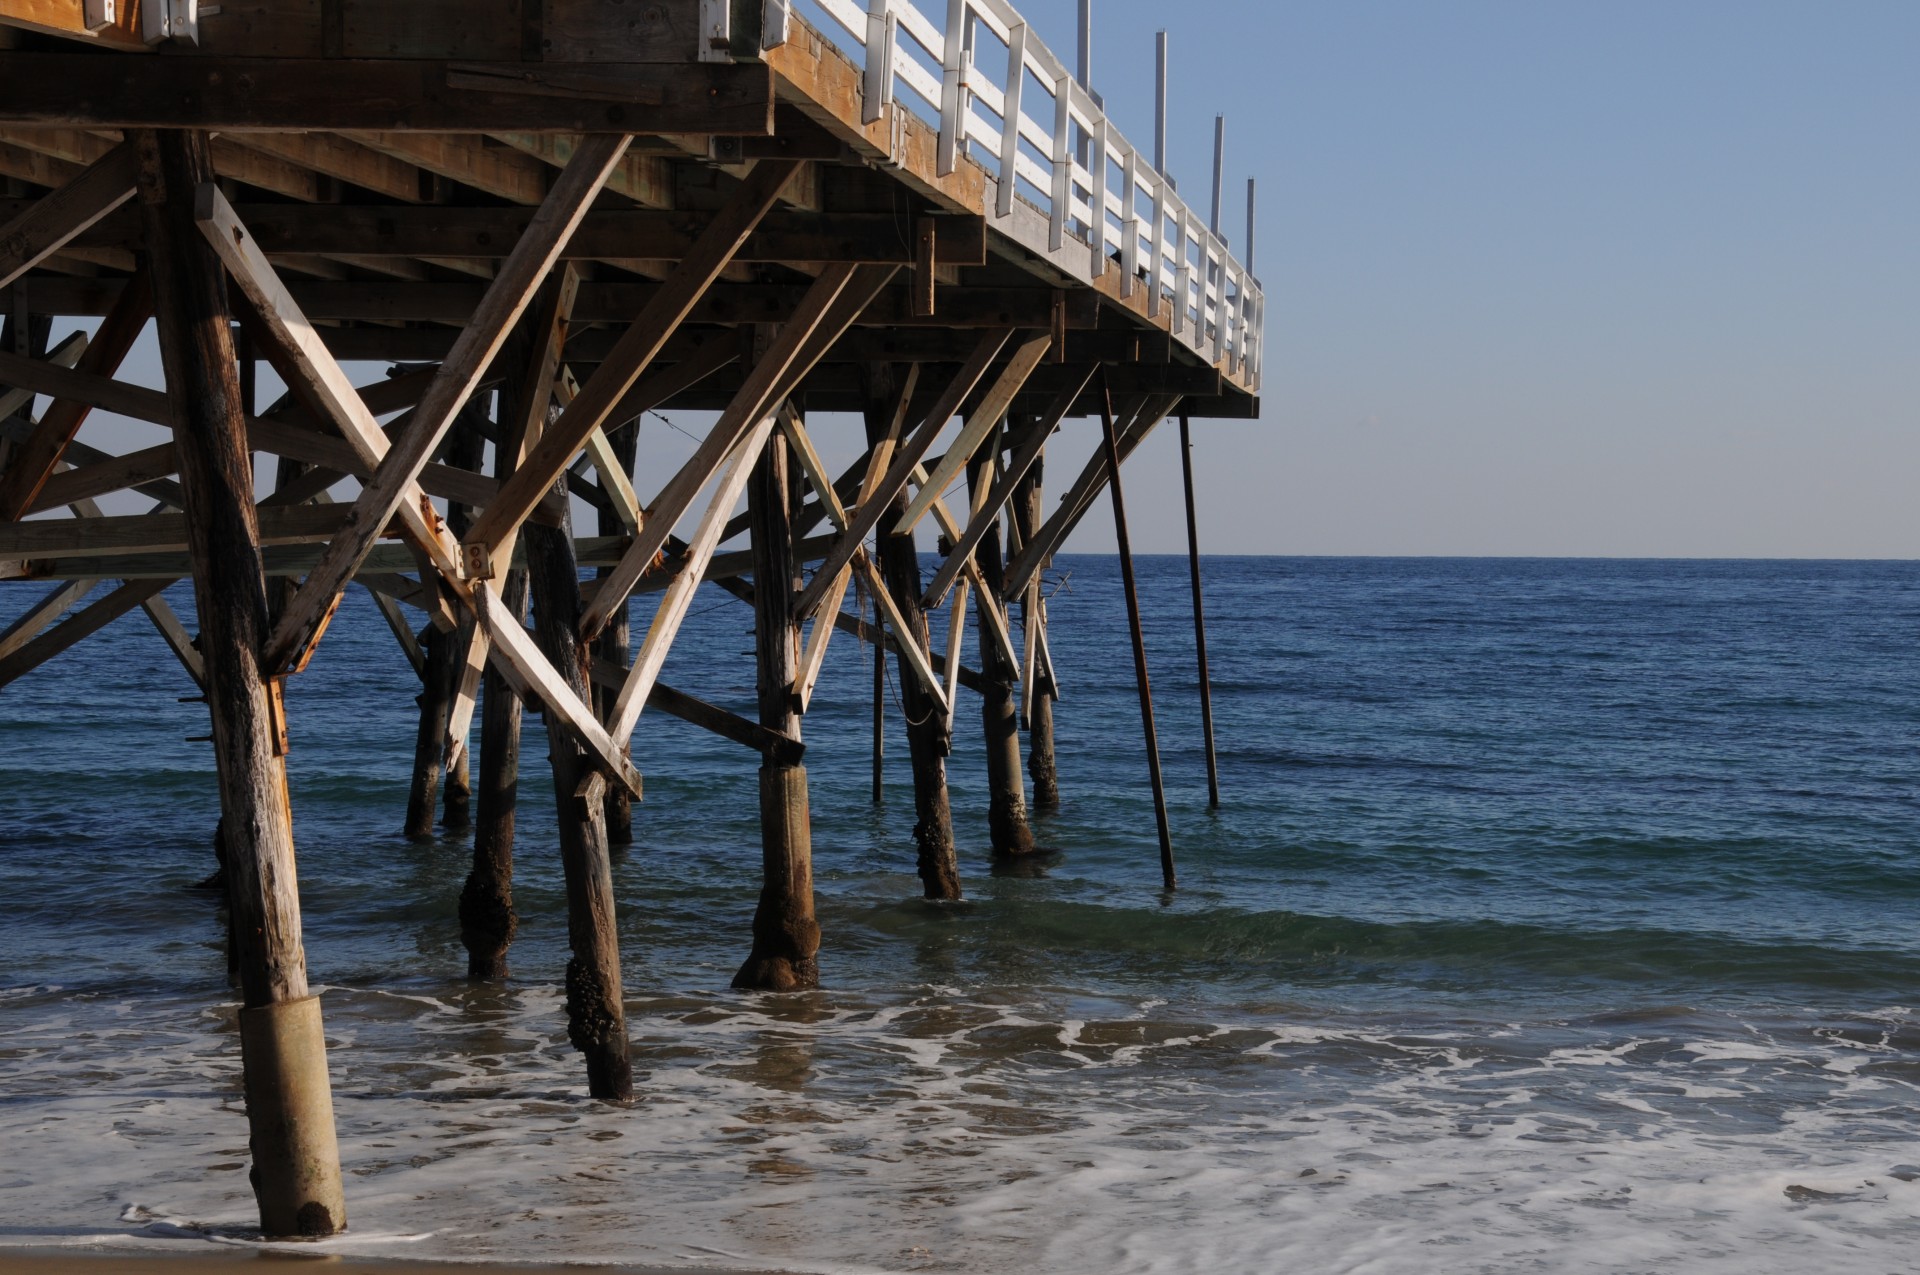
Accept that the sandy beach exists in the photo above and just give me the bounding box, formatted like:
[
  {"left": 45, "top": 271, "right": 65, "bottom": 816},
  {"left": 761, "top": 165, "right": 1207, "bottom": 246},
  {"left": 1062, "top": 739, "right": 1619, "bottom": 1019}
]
[{"left": 0, "top": 1251, "right": 782, "bottom": 1275}]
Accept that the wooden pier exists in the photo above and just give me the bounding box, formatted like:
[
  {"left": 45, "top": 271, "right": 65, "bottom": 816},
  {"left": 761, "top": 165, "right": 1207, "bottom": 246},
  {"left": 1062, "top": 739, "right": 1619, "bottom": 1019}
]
[{"left": 0, "top": 0, "right": 1259, "bottom": 1238}]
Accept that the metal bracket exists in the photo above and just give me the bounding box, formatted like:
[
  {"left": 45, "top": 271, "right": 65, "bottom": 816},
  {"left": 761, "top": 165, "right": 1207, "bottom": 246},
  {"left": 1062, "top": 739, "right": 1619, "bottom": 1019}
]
[
  {"left": 141, "top": 0, "right": 200, "bottom": 44},
  {"left": 699, "top": 0, "right": 732, "bottom": 62}
]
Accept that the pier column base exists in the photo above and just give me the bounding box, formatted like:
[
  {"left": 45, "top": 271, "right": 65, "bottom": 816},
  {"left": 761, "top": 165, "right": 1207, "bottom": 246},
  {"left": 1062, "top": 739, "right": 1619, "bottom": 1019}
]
[
  {"left": 733, "top": 762, "right": 820, "bottom": 990},
  {"left": 238, "top": 997, "right": 346, "bottom": 1238}
]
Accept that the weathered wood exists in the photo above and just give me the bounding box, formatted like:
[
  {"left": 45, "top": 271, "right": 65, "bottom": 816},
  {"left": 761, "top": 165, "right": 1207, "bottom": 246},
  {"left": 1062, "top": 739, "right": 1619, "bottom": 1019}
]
[
  {"left": 136, "top": 127, "right": 344, "bottom": 1238},
  {"left": 263, "top": 133, "right": 628, "bottom": 671},
  {"left": 1179, "top": 414, "right": 1219, "bottom": 809},
  {"left": 0, "top": 139, "right": 134, "bottom": 290},
  {"left": 1001, "top": 393, "right": 1181, "bottom": 599},
  {"left": 586, "top": 657, "right": 806, "bottom": 765},
  {"left": 0, "top": 56, "right": 778, "bottom": 134},
  {"left": 795, "top": 328, "right": 1011, "bottom": 619},
  {"left": 1010, "top": 451, "right": 1059, "bottom": 809},
  {"left": 862, "top": 364, "right": 960, "bottom": 900},
  {"left": 1098, "top": 381, "right": 1175, "bottom": 889},
  {"left": 732, "top": 432, "right": 819, "bottom": 992},
  {"left": 586, "top": 261, "right": 875, "bottom": 657},
  {"left": 893, "top": 330, "right": 1053, "bottom": 536},
  {"left": 0, "top": 575, "right": 172, "bottom": 687},
  {"left": 0, "top": 575, "right": 90, "bottom": 661},
  {"left": 468, "top": 158, "right": 802, "bottom": 568},
  {"left": 0, "top": 269, "right": 150, "bottom": 522},
  {"left": 967, "top": 436, "right": 1037, "bottom": 857},
  {"left": 592, "top": 415, "right": 637, "bottom": 845},
  {"left": 198, "top": 204, "right": 988, "bottom": 265},
  {"left": 523, "top": 457, "right": 632, "bottom": 1102}
]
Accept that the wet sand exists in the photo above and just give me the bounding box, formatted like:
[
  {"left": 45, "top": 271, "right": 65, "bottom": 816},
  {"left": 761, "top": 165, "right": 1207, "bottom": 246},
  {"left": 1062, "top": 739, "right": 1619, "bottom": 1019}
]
[{"left": 0, "top": 1253, "right": 787, "bottom": 1275}]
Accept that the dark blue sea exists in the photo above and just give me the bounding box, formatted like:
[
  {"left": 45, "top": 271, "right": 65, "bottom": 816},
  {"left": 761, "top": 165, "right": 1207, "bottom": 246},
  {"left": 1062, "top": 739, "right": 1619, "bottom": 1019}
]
[{"left": 4, "top": 556, "right": 1918, "bottom": 1272}]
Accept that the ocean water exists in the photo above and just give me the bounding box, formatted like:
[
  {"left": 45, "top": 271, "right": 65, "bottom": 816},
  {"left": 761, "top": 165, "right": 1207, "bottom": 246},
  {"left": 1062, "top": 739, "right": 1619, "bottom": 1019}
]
[{"left": 3, "top": 555, "right": 1919, "bottom": 1273}]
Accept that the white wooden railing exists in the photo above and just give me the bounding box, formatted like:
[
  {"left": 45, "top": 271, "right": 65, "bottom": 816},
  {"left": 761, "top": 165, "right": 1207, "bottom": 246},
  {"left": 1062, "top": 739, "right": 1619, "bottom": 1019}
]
[{"left": 778, "top": 0, "right": 1263, "bottom": 390}]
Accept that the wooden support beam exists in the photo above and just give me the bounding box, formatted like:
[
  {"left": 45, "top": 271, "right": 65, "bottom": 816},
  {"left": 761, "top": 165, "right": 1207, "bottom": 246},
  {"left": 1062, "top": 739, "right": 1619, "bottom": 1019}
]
[
  {"left": 0, "top": 57, "right": 778, "bottom": 134},
  {"left": 0, "top": 575, "right": 90, "bottom": 661},
  {"left": 137, "top": 126, "right": 344, "bottom": 1238},
  {"left": 0, "top": 140, "right": 135, "bottom": 291},
  {"left": 793, "top": 329, "right": 1011, "bottom": 620},
  {"left": 261, "top": 133, "right": 629, "bottom": 672},
  {"left": 1001, "top": 394, "right": 1182, "bottom": 599},
  {"left": 606, "top": 412, "right": 778, "bottom": 744},
  {"left": 0, "top": 575, "right": 170, "bottom": 686},
  {"left": 227, "top": 133, "right": 431, "bottom": 203},
  {"left": 576, "top": 259, "right": 881, "bottom": 644},
  {"left": 467, "top": 158, "right": 803, "bottom": 566},
  {"left": 194, "top": 185, "right": 463, "bottom": 625},
  {"left": 587, "top": 658, "right": 803, "bottom": 765},
  {"left": 0, "top": 502, "right": 364, "bottom": 559},
  {"left": 0, "top": 269, "right": 149, "bottom": 521},
  {"left": 211, "top": 205, "right": 990, "bottom": 265},
  {"left": 921, "top": 369, "right": 1091, "bottom": 609},
  {"left": 0, "top": 324, "right": 85, "bottom": 423},
  {"left": 894, "top": 331, "right": 1053, "bottom": 536}
]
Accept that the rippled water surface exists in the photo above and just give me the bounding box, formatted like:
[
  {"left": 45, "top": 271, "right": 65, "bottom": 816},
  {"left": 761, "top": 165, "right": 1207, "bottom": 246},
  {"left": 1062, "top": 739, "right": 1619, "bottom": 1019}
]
[{"left": 4, "top": 556, "right": 1919, "bottom": 1272}]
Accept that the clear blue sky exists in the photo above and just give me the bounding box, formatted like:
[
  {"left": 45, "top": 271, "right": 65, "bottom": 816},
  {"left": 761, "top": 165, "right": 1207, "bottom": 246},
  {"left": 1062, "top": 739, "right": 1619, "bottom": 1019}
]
[{"left": 1031, "top": 0, "right": 1920, "bottom": 556}]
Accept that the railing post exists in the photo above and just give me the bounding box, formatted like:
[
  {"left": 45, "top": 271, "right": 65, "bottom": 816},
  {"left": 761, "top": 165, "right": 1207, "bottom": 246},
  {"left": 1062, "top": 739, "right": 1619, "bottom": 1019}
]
[
  {"left": 996, "top": 21, "right": 1027, "bottom": 218},
  {"left": 1120, "top": 143, "right": 1140, "bottom": 296},
  {"left": 863, "top": 0, "right": 895, "bottom": 125},
  {"left": 936, "top": 0, "right": 969, "bottom": 175},
  {"left": 1049, "top": 72, "right": 1072, "bottom": 252},
  {"left": 1089, "top": 115, "right": 1109, "bottom": 277},
  {"left": 1148, "top": 170, "right": 1166, "bottom": 318},
  {"left": 1172, "top": 202, "right": 1191, "bottom": 338}
]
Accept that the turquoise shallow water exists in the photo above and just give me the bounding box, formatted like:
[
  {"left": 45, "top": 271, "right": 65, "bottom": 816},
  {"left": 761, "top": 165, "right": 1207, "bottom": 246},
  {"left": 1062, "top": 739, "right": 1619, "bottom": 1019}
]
[{"left": 3, "top": 556, "right": 1919, "bottom": 1272}]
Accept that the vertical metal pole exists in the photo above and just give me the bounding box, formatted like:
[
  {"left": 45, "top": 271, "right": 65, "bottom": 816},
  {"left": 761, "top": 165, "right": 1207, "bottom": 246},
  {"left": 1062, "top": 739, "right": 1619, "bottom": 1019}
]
[
  {"left": 1100, "top": 375, "right": 1175, "bottom": 889},
  {"left": 1076, "top": 0, "right": 1091, "bottom": 88},
  {"left": 1210, "top": 114, "right": 1225, "bottom": 237},
  {"left": 871, "top": 637, "right": 885, "bottom": 803},
  {"left": 1179, "top": 414, "right": 1219, "bottom": 808},
  {"left": 1153, "top": 31, "right": 1168, "bottom": 174},
  {"left": 1245, "top": 177, "right": 1257, "bottom": 275}
]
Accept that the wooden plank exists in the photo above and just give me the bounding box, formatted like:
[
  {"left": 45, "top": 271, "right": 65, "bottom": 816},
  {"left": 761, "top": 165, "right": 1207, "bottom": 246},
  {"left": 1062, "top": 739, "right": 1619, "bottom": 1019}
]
[
  {"left": 792, "top": 328, "right": 1010, "bottom": 620},
  {"left": 363, "top": 579, "right": 427, "bottom": 678},
  {"left": 0, "top": 269, "right": 149, "bottom": 521},
  {"left": 0, "top": 140, "right": 135, "bottom": 291},
  {"left": 921, "top": 367, "right": 1091, "bottom": 608},
  {"left": 942, "top": 577, "right": 967, "bottom": 711},
  {"left": 345, "top": 131, "right": 552, "bottom": 205},
  {"left": 467, "top": 158, "right": 803, "bottom": 563},
  {"left": 491, "top": 132, "right": 672, "bottom": 209},
  {"left": 855, "top": 546, "right": 947, "bottom": 714},
  {"left": 228, "top": 133, "right": 428, "bottom": 203},
  {"left": 0, "top": 346, "right": 171, "bottom": 426},
  {"left": 0, "top": 576, "right": 171, "bottom": 687},
  {"left": 0, "top": 57, "right": 778, "bottom": 134},
  {"left": 893, "top": 330, "right": 1052, "bottom": 534},
  {"left": 262, "top": 134, "right": 627, "bottom": 672}
]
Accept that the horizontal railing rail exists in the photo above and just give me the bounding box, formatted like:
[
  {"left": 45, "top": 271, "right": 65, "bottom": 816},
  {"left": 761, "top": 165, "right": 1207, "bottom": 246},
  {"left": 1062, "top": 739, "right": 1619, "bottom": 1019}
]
[{"left": 786, "top": 0, "right": 1262, "bottom": 390}]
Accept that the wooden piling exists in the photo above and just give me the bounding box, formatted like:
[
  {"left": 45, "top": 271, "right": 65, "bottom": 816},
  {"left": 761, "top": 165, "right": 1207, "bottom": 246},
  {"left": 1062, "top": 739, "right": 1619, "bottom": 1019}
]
[
  {"left": 593, "top": 416, "right": 638, "bottom": 846},
  {"left": 1010, "top": 450, "right": 1059, "bottom": 809},
  {"left": 1099, "top": 380, "right": 1175, "bottom": 889},
  {"left": 1178, "top": 414, "right": 1220, "bottom": 808},
  {"left": 402, "top": 410, "right": 481, "bottom": 839},
  {"left": 459, "top": 401, "right": 528, "bottom": 981},
  {"left": 871, "top": 638, "right": 885, "bottom": 802},
  {"left": 524, "top": 418, "right": 633, "bottom": 1100},
  {"left": 864, "top": 365, "right": 962, "bottom": 899},
  {"left": 967, "top": 430, "right": 1037, "bottom": 856},
  {"left": 733, "top": 426, "right": 821, "bottom": 991},
  {"left": 136, "top": 127, "right": 345, "bottom": 1237}
]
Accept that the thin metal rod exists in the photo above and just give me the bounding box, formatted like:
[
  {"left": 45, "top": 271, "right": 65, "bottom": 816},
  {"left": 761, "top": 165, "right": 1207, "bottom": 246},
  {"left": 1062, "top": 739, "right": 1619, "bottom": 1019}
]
[
  {"left": 1179, "top": 414, "right": 1219, "bottom": 808},
  {"left": 1245, "top": 178, "right": 1257, "bottom": 276},
  {"left": 871, "top": 635, "right": 885, "bottom": 803},
  {"left": 1153, "top": 31, "right": 1168, "bottom": 174},
  {"left": 1100, "top": 374, "right": 1175, "bottom": 889},
  {"left": 1210, "top": 114, "right": 1225, "bottom": 237},
  {"left": 1077, "top": 0, "right": 1091, "bottom": 89}
]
